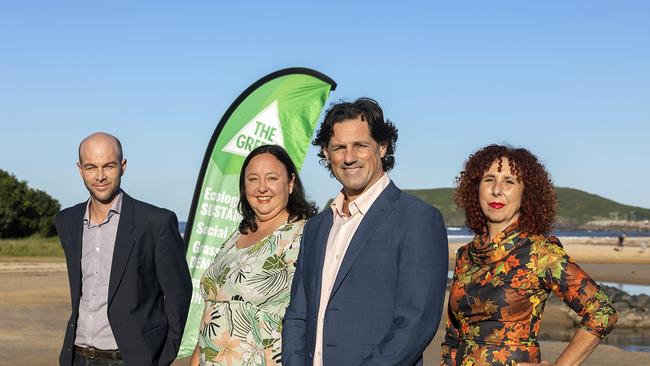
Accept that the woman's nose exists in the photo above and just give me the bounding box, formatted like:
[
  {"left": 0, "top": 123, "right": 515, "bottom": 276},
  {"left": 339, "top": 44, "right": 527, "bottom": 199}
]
[
  {"left": 492, "top": 182, "right": 502, "bottom": 197},
  {"left": 258, "top": 180, "right": 269, "bottom": 192}
]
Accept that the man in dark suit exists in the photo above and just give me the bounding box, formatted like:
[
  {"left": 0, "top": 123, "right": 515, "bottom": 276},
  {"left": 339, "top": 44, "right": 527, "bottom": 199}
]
[
  {"left": 56, "top": 132, "right": 192, "bottom": 365},
  {"left": 282, "top": 98, "right": 449, "bottom": 366}
]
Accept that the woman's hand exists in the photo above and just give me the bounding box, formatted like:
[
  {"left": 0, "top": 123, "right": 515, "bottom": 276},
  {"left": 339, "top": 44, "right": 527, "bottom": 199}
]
[
  {"left": 189, "top": 344, "right": 200, "bottom": 366},
  {"left": 516, "top": 362, "right": 553, "bottom": 366}
]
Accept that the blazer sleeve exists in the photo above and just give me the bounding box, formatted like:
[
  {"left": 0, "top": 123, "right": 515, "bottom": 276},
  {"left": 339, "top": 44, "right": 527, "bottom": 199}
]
[
  {"left": 361, "top": 205, "right": 449, "bottom": 366},
  {"left": 154, "top": 211, "right": 193, "bottom": 366},
  {"left": 281, "top": 220, "right": 310, "bottom": 366}
]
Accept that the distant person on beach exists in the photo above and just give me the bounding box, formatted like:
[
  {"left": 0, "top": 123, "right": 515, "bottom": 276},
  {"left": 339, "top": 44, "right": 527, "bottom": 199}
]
[
  {"left": 442, "top": 144, "right": 617, "bottom": 366},
  {"left": 55, "top": 132, "right": 192, "bottom": 366},
  {"left": 616, "top": 232, "right": 626, "bottom": 251},
  {"left": 189, "top": 145, "right": 316, "bottom": 366},
  {"left": 282, "top": 98, "right": 448, "bottom": 366}
]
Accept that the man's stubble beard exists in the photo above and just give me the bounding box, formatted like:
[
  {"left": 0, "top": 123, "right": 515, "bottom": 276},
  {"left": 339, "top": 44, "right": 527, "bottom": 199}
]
[{"left": 85, "top": 178, "right": 121, "bottom": 205}]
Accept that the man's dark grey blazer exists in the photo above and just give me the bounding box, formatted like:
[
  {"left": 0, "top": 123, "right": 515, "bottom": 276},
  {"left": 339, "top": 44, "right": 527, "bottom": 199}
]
[
  {"left": 282, "top": 182, "right": 449, "bottom": 366},
  {"left": 55, "top": 192, "right": 192, "bottom": 366}
]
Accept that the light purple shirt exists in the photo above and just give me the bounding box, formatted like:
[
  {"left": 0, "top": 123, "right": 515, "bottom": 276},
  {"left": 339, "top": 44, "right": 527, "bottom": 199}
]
[{"left": 75, "top": 192, "right": 122, "bottom": 350}]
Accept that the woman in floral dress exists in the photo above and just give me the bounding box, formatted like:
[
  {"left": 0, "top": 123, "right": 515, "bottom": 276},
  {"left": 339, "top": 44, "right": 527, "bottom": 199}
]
[
  {"left": 441, "top": 145, "right": 617, "bottom": 366},
  {"left": 190, "top": 145, "right": 316, "bottom": 366}
]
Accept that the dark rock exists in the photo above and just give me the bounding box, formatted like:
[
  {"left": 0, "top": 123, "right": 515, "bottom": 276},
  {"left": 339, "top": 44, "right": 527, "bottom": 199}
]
[
  {"left": 614, "top": 302, "right": 631, "bottom": 312},
  {"left": 551, "top": 284, "right": 650, "bottom": 328}
]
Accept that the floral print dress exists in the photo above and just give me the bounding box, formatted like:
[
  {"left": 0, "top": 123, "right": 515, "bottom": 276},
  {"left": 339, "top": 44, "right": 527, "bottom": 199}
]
[
  {"left": 441, "top": 223, "right": 617, "bottom": 366},
  {"left": 198, "top": 220, "right": 305, "bottom": 366}
]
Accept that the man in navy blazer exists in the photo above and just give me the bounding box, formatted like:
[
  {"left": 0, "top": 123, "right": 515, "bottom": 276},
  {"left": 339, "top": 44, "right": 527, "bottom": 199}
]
[
  {"left": 56, "top": 132, "right": 192, "bottom": 365},
  {"left": 282, "top": 98, "right": 448, "bottom": 366}
]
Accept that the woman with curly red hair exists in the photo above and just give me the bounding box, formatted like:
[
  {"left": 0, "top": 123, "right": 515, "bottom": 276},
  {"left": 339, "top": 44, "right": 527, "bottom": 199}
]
[{"left": 441, "top": 145, "right": 617, "bottom": 366}]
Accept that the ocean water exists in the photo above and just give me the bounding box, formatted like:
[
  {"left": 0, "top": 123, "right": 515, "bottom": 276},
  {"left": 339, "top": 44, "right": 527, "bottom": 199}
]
[
  {"left": 447, "top": 226, "right": 650, "bottom": 241},
  {"left": 540, "top": 325, "right": 650, "bottom": 353},
  {"left": 180, "top": 222, "right": 650, "bottom": 239}
]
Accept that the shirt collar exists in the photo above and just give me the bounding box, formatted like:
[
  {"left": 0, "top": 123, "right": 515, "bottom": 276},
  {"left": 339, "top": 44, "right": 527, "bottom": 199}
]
[
  {"left": 83, "top": 191, "right": 123, "bottom": 226},
  {"left": 330, "top": 173, "right": 390, "bottom": 218}
]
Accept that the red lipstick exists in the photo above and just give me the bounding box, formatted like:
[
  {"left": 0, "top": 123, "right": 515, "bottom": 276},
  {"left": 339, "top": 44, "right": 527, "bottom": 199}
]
[{"left": 489, "top": 202, "right": 505, "bottom": 209}]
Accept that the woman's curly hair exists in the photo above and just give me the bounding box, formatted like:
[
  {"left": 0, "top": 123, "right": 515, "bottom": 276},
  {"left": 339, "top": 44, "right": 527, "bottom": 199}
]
[{"left": 454, "top": 144, "right": 557, "bottom": 236}]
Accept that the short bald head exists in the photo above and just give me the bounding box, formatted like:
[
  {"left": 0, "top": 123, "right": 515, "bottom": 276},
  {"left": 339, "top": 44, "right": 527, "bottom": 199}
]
[
  {"left": 77, "top": 132, "right": 126, "bottom": 204},
  {"left": 78, "top": 132, "right": 123, "bottom": 164}
]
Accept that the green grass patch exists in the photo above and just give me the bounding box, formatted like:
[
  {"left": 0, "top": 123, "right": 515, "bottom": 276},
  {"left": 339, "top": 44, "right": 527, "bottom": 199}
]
[
  {"left": 0, "top": 236, "right": 64, "bottom": 257},
  {"left": 0, "top": 256, "right": 65, "bottom": 262}
]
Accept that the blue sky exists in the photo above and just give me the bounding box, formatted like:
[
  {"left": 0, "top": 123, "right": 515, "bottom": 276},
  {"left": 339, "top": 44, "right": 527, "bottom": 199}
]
[{"left": 1, "top": 1, "right": 649, "bottom": 220}]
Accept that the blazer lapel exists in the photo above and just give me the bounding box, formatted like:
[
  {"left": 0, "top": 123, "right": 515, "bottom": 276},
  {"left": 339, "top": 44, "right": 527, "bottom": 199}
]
[
  {"left": 108, "top": 193, "right": 136, "bottom": 306},
  {"left": 69, "top": 203, "right": 86, "bottom": 305},
  {"left": 311, "top": 211, "right": 333, "bottom": 301},
  {"left": 329, "top": 183, "right": 400, "bottom": 302}
]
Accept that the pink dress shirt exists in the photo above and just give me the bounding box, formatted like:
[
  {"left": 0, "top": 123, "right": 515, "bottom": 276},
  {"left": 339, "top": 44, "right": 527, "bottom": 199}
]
[{"left": 313, "top": 173, "right": 390, "bottom": 366}]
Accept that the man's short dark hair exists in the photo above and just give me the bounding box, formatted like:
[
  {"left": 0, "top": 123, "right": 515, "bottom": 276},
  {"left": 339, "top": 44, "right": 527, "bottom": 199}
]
[{"left": 312, "top": 97, "right": 398, "bottom": 173}]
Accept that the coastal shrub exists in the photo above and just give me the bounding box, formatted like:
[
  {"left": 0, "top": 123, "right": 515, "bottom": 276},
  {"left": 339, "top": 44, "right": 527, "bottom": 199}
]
[{"left": 0, "top": 169, "right": 60, "bottom": 238}]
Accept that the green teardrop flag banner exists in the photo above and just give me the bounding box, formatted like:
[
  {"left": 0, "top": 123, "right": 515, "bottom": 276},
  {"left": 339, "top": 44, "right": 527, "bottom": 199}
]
[{"left": 179, "top": 68, "right": 336, "bottom": 358}]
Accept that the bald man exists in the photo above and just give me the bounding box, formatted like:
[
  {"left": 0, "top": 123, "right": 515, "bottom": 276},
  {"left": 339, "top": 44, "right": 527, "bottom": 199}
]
[{"left": 55, "top": 132, "right": 192, "bottom": 366}]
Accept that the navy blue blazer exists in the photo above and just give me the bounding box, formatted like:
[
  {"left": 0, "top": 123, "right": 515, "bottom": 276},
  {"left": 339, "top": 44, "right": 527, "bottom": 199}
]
[
  {"left": 55, "top": 192, "right": 192, "bottom": 366},
  {"left": 282, "top": 182, "right": 448, "bottom": 366}
]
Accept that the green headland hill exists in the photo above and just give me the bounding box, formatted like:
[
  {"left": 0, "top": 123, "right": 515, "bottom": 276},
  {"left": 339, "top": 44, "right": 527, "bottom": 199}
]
[{"left": 405, "top": 187, "right": 650, "bottom": 231}]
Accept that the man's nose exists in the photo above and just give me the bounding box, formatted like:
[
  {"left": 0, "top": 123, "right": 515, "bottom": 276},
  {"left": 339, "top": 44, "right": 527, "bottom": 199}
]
[
  {"left": 97, "top": 168, "right": 107, "bottom": 180},
  {"left": 343, "top": 147, "right": 357, "bottom": 164}
]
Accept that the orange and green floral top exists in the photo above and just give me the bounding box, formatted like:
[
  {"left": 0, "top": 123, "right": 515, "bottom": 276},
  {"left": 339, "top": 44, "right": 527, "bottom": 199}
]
[{"left": 441, "top": 223, "right": 617, "bottom": 366}]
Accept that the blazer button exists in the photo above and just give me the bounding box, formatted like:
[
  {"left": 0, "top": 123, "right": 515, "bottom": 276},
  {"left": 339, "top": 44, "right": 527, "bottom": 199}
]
[{"left": 69, "top": 322, "right": 75, "bottom": 328}]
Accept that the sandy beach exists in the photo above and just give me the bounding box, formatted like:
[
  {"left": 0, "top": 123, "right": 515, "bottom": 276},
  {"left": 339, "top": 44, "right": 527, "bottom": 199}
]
[
  {"left": 1, "top": 237, "right": 649, "bottom": 365},
  {"left": 450, "top": 236, "right": 650, "bottom": 265}
]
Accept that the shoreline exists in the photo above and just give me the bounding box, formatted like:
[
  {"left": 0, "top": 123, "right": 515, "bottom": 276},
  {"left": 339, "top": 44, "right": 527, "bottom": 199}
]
[
  {"left": 449, "top": 236, "right": 650, "bottom": 265},
  {"left": 1, "top": 253, "right": 649, "bottom": 365},
  {"left": 3, "top": 236, "right": 650, "bottom": 281}
]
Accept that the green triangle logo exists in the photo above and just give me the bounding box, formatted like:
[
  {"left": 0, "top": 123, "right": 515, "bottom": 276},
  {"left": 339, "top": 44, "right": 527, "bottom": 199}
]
[{"left": 222, "top": 100, "right": 285, "bottom": 157}]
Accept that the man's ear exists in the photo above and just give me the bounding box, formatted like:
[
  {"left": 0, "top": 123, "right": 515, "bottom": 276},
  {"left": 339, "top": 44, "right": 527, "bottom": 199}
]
[
  {"left": 379, "top": 141, "right": 388, "bottom": 158},
  {"left": 120, "top": 159, "right": 127, "bottom": 176},
  {"left": 322, "top": 147, "right": 330, "bottom": 161}
]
